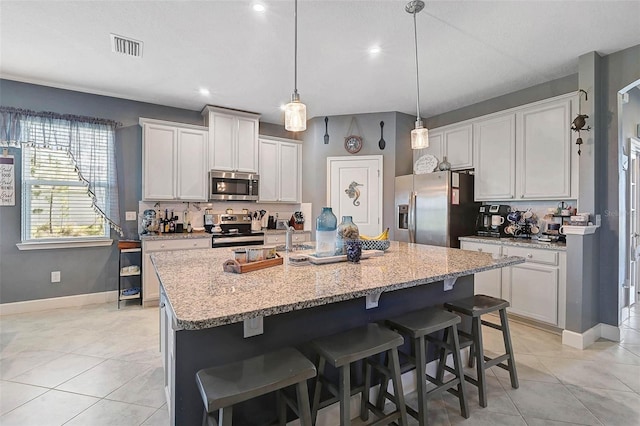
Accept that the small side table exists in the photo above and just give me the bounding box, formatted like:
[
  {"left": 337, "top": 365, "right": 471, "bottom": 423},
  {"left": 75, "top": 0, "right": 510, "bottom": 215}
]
[{"left": 118, "top": 240, "right": 142, "bottom": 309}]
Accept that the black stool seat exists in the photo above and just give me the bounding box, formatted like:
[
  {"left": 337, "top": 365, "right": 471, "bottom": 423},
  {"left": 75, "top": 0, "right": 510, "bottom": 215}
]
[
  {"left": 440, "top": 294, "right": 518, "bottom": 409},
  {"left": 382, "top": 307, "right": 468, "bottom": 425},
  {"left": 311, "top": 323, "right": 408, "bottom": 425},
  {"left": 196, "top": 347, "right": 316, "bottom": 425},
  {"left": 444, "top": 294, "right": 510, "bottom": 316},
  {"left": 311, "top": 323, "right": 404, "bottom": 367}
]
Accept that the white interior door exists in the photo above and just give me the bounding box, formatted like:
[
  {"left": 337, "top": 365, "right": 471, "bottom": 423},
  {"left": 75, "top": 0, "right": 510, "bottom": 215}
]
[{"left": 327, "top": 156, "right": 383, "bottom": 237}]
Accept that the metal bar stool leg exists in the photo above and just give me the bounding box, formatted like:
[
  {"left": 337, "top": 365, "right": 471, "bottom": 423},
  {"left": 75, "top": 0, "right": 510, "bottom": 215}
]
[
  {"left": 471, "top": 317, "right": 487, "bottom": 408},
  {"left": 499, "top": 308, "right": 519, "bottom": 389},
  {"left": 450, "top": 324, "right": 469, "bottom": 418}
]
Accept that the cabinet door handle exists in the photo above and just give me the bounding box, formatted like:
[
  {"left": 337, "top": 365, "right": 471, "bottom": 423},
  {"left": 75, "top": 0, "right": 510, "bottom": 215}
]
[
  {"left": 521, "top": 195, "right": 524, "bottom": 198},
  {"left": 160, "top": 302, "right": 166, "bottom": 308},
  {"left": 478, "top": 248, "right": 483, "bottom": 252},
  {"left": 527, "top": 254, "right": 533, "bottom": 258}
]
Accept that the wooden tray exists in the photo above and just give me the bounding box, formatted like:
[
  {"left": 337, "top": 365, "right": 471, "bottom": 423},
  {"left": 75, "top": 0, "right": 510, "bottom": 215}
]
[{"left": 223, "top": 254, "right": 284, "bottom": 273}]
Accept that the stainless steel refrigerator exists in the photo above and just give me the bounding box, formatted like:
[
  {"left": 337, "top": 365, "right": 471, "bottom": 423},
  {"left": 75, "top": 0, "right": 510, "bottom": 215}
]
[{"left": 395, "top": 171, "right": 480, "bottom": 248}]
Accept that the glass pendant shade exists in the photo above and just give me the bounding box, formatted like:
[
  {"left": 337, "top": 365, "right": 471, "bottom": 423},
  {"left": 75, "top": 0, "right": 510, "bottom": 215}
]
[
  {"left": 284, "top": 97, "right": 306, "bottom": 132},
  {"left": 411, "top": 121, "right": 429, "bottom": 149}
]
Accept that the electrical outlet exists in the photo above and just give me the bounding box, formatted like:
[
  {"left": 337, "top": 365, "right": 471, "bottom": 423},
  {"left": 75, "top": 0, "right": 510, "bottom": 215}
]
[
  {"left": 125, "top": 211, "right": 137, "bottom": 221},
  {"left": 51, "top": 271, "right": 61, "bottom": 283}
]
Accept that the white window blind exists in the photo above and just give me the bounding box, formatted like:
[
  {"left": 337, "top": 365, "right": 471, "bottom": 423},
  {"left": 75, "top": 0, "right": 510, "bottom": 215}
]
[{"left": 22, "top": 146, "right": 108, "bottom": 241}]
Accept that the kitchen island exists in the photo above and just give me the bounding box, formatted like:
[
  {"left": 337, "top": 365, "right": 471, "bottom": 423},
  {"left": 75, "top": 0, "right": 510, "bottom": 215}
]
[{"left": 153, "top": 241, "right": 524, "bottom": 425}]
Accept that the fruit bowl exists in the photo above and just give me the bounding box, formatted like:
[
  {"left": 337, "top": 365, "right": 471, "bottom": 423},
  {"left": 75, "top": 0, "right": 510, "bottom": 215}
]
[{"left": 360, "top": 239, "right": 390, "bottom": 251}]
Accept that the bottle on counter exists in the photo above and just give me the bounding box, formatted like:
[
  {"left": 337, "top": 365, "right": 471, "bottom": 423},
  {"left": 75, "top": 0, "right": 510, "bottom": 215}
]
[
  {"left": 315, "top": 207, "right": 337, "bottom": 257},
  {"left": 336, "top": 216, "right": 359, "bottom": 255}
]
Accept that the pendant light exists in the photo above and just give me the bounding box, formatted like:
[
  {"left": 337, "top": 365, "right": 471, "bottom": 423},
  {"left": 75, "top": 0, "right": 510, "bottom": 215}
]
[
  {"left": 284, "top": 0, "right": 306, "bottom": 132},
  {"left": 406, "top": 0, "right": 428, "bottom": 149}
]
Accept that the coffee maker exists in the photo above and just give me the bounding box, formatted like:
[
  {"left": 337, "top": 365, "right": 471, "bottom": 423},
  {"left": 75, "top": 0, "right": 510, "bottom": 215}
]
[{"left": 476, "top": 204, "right": 511, "bottom": 238}]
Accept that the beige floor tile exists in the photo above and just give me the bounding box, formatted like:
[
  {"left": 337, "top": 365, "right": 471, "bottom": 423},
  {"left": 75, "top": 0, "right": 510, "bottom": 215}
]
[
  {"left": 106, "top": 365, "right": 166, "bottom": 408},
  {"left": 64, "top": 398, "right": 157, "bottom": 426},
  {"left": 600, "top": 362, "right": 640, "bottom": 393},
  {"left": 523, "top": 417, "right": 602, "bottom": 425},
  {"left": 449, "top": 410, "right": 527, "bottom": 425},
  {"left": 11, "top": 353, "right": 105, "bottom": 388},
  {"left": 443, "top": 375, "right": 519, "bottom": 417},
  {"left": 0, "top": 349, "right": 65, "bottom": 380},
  {"left": 140, "top": 405, "right": 169, "bottom": 426},
  {"left": 490, "top": 353, "right": 559, "bottom": 383},
  {"left": 536, "top": 357, "right": 633, "bottom": 392},
  {"left": 498, "top": 379, "right": 601, "bottom": 425},
  {"left": 566, "top": 385, "right": 640, "bottom": 426},
  {"left": 619, "top": 327, "right": 640, "bottom": 345},
  {"left": 621, "top": 344, "right": 640, "bottom": 357},
  {"left": 402, "top": 390, "right": 451, "bottom": 425},
  {"left": 0, "top": 389, "right": 98, "bottom": 426},
  {"left": 0, "top": 380, "right": 47, "bottom": 416},
  {"left": 56, "top": 358, "right": 151, "bottom": 398}
]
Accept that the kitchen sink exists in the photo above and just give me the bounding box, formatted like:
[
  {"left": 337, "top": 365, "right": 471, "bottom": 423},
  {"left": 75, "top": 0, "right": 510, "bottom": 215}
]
[{"left": 274, "top": 244, "right": 314, "bottom": 252}]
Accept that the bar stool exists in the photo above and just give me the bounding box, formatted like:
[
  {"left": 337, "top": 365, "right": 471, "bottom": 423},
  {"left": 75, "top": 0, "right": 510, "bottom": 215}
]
[
  {"left": 440, "top": 295, "right": 519, "bottom": 408},
  {"left": 379, "top": 307, "right": 469, "bottom": 425},
  {"left": 195, "top": 347, "right": 316, "bottom": 426},
  {"left": 310, "top": 323, "right": 408, "bottom": 426}
]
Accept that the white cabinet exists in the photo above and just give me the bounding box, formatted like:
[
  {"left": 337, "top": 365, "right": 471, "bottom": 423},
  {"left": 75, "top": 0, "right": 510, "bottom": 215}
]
[
  {"left": 202, "top": 106, "right": 260, "bottom": 174},
  {"left": 141, "top": 119, "right": 208, "bottom": 201},
  {"left": 264, "top": 231, "right": 310, "bottom": 245},
  {"left": 258, "top": 136, "right": 302, "bottom": 203},
  {"left": 502, "top": 246, "right": 566, "bottom": 327},
  {"left": 473, "top": 94, "right": 576, "bottom": 202},
  {"left": 444, "top": 124, "right": 473, "bottom": 169},
  {"left": 473, "top": 113, "right": 517, "bottom": 201},
  {"left": 460, "top": 241, "right": 503, "bottom": 299},
  {"left": 460, "top": 240, "right": 566, "bottom": 328},
  {"left": 516, "top": 98, "right": 572, "bottom": 199},
  {"left": 142, "top": 237, "right": 211, "bottom": 303}
]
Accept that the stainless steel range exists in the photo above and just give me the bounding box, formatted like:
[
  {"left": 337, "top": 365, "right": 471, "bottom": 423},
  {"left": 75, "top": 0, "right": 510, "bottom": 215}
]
[{"left": 207, "top": 214, "right": 264, "bottom": 248}]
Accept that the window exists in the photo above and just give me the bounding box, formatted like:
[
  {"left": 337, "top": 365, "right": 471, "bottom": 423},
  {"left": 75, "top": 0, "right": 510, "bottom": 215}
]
[{"left": 22, "top": 147, "right": 108, "bottom": 241}]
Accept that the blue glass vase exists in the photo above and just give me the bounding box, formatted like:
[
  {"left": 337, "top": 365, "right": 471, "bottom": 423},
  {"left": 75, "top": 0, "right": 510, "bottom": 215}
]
[{"left": 315, "top": 207, "right": 337, "bottom": 257}]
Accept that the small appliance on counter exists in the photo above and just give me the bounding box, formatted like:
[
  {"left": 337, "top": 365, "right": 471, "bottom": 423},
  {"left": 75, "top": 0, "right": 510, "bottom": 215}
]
[
  {"left": 289, "top": 211, "right": 304, "bottom": 230},
  {"left": 476, "top": 204, "right": 511, "bottom": 238}
]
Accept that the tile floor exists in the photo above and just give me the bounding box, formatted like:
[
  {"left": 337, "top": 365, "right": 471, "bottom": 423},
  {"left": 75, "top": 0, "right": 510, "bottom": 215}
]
[{"left": 1, "top": 302, "right": 639, "bottom": 425}]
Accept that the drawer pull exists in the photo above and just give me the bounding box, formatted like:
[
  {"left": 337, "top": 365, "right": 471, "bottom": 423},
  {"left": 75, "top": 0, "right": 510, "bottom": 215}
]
[
  {"left": 527, "top": 254, "right": 533, "bottom": 258},
  {"left": 478, "top": 248, "right": 483, "bottom": 252}
]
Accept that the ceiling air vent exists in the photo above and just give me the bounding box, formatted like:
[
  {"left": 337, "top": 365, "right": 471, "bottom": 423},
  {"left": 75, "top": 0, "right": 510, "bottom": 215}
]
[{"left": 110, "top": 34, "right": 143, "bottom": 58}]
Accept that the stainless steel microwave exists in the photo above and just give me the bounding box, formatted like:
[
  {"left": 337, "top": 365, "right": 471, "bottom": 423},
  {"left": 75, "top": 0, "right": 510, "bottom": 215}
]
[{"left": 209, "top": 171, "right": 259, "bottom": 201}]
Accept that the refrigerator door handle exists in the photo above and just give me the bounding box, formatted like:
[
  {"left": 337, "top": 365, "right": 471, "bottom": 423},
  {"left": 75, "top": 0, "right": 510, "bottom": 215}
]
[{"left": 408, "top": 191, "right": 416, "bottom": 243}]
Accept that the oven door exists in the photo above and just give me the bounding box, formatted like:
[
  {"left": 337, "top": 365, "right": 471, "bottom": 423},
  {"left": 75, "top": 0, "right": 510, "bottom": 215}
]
[
  {"left": 209, "top": 171, "right": 259, "bottom": 201},
  {"left": 211, "top": 235, "right": 265, "bottom": 248}
]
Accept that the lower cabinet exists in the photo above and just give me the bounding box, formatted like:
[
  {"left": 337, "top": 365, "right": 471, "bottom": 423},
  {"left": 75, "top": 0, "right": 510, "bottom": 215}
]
[
  {"left": 160, "top": 289, "right": 176, "bottom": 425},
  {"left": 460, "top": 240, "right": 566, "bottom": 328},
  {"left": 264, "top": 231, "right": 311, "bottom": 246},
  {"left": 142, "top": 237, "right": 211, "bottom": 304}
]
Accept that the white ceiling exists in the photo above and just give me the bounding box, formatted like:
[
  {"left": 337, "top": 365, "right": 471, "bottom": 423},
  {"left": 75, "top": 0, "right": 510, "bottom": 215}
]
[{"left": 1, "top": 1, "right": 639, "bottom": 124}]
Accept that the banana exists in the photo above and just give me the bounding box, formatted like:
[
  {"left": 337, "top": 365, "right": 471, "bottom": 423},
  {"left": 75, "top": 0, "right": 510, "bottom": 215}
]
[{"left": 360, "top": 228, "right": 389, "bottom": 241}]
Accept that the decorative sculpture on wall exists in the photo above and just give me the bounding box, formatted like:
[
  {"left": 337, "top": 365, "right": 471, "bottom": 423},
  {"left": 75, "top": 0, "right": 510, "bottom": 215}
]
[
  {"left": 345, "top": 181, "right": 363, "bottom": 206},
  {"left": 571, "top": 89, "right": 591, "bottom": 155}
]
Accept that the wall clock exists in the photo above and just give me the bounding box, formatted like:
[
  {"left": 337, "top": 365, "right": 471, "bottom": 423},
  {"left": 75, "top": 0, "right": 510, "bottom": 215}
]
[{"left": 344, "top": 135, "right": 363, "bottom": 154}]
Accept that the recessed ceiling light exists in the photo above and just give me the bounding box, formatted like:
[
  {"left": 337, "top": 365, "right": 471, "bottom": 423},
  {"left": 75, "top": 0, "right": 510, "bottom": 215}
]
[
  {"left": 253, "top": 3, "right": 266, "bottom": 12},
  {"left": 369, "top": 45, "right": 381, "bottom": 55},
  {"left": 199, "top": 88, "right": 210, "bottom": 96}
]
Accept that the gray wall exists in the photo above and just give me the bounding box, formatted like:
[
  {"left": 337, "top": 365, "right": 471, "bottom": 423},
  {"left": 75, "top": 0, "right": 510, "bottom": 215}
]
[
  {"left": 599, "top": 44, "right": 640, "bottom": 326},
  {"left": 0, "top": 79, "right": 285, "bottom": 304},
  {"left": 301, "top": 112, "right": 408, "bottom": 240}
]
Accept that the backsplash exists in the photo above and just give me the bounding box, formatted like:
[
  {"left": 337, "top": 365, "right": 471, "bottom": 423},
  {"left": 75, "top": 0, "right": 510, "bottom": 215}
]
[
  {"left": 137, "top": 201, "right": 305, "bottom": 232},
  {"left": 486, "top": 199, "right": 580, "bottom": 232}
]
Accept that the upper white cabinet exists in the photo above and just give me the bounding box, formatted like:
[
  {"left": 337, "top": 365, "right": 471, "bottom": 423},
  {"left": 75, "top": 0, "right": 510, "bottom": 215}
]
[
  {"left": 202, "top": 106, "right": 260, "bottom": 174},
  {"left": 473, "top": 94, "right": 577, "bottom": 201},
  {"left": 516, "top": 98, "right": 572, "bottom": 199},
  {"left": 474, "top": 113, "right": 517, "bottom": 200},
  {"left": 141, "top": 119, "right": 208, "bottom": 201},
  {"left": 258, "top": 136, "right": 302, "bottom": 203},
  {"left": 444, "top": 124, "right": 473, "bottom": 169},
  {"left": 413, "top": 131, "right": 443, "bottom": 171}
]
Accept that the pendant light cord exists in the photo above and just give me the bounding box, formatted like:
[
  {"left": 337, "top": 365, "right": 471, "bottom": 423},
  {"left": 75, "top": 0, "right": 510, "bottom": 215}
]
[
  {"left": 413, "top": 10, "right": 421, "bottom": 122},
  {"left": 294, "top": 0, "right": 298, "bottom": 96}
]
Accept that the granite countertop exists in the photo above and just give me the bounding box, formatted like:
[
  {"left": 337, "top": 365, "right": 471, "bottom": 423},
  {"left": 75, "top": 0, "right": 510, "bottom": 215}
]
[
  {"left": 140, "top": 231, "right": 212, "bottom": 241},
  {"left": 152, "top": 241, "right": 525, "bottom": 330},
  {"left": 459, "top": 235, "right": 567, "bottom": 251}
]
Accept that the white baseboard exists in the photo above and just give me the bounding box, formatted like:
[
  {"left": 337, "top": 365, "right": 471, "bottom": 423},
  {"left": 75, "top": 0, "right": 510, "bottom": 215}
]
[
  {"left": 0, "top": 291, "right": 119, "bottom": 316},
  {"left": 562, "top": 323, "right": 622, "bottom": 349}
]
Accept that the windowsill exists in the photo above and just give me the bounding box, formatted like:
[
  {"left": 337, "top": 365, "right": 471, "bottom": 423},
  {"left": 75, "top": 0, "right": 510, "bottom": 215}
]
[{"left": 16, "top": 239, "right": 114, "bottom": 251}]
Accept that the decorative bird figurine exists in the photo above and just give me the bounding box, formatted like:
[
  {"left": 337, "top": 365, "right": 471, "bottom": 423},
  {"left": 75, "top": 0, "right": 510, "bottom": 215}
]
[{"left": 571, "top": 114, "right": 591, "bottom": 133}]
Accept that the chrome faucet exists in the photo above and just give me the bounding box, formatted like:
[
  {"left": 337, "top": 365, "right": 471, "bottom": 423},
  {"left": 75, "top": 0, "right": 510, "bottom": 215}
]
[{"left": 285, "top": 226, "right": 295, "bottom": 251}]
